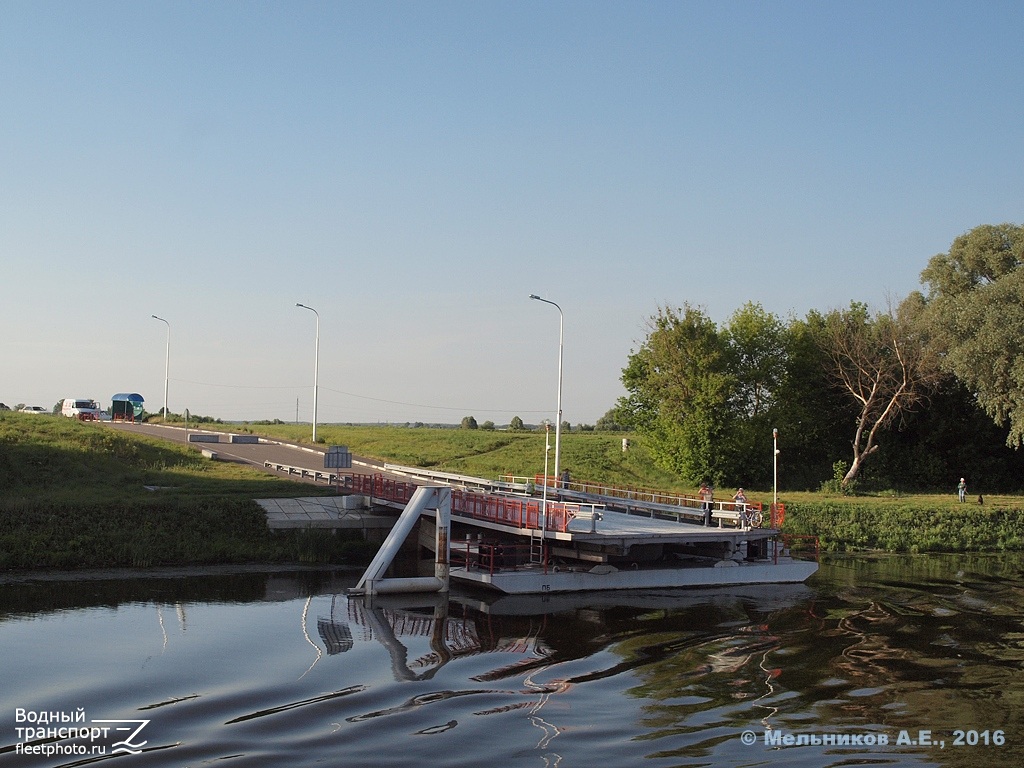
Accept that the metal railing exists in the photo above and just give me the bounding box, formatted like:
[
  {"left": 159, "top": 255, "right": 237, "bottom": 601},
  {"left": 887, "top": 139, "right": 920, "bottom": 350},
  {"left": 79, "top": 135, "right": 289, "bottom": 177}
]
[
  {"left": 262, "top": 461, "right": 786, "bottom": 534},
  {"left": 499, "top": 473, "right": 786, "bottom": 529},
  {"left": 450, "top": 540, "right": 535, "bottom": 575}
]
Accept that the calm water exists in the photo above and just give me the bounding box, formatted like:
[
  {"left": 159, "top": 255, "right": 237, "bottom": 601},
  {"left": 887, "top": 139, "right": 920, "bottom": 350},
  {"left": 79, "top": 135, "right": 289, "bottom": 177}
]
[{"left": 2, "top": 555, "right": 1024, "bottom": 768}]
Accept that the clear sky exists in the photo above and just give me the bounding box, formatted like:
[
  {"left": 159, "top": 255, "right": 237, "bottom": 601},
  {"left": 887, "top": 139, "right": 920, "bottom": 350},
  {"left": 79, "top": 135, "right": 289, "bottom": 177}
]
[{"left": 3, "top": 1, "right": 1022, "bottom": 425}]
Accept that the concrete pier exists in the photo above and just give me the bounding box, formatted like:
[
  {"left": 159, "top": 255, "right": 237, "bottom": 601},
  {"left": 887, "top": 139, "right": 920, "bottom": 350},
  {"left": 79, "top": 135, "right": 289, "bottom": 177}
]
[{"left": 257, "top": 497, "right": 395, "bottom": 531}]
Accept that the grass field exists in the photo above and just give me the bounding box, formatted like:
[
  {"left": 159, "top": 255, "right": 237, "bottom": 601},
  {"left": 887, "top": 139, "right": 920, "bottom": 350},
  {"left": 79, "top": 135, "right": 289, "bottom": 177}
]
[
  {"left": 220, "top": 420, "right": 1021, "bottom": 513},
  {"left": 0, "top": 413, "right": 337, "bottom": 505},
  {"left": 4, "top": 412, "right": 1024, "bottom": 561},
  {"left": 0, "top": 413, "right": 360, "bottom": 569}
]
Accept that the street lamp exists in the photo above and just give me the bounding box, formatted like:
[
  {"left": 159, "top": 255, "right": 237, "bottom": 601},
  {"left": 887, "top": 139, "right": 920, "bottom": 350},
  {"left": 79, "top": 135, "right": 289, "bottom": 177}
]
[
  {"left": 151, "top": 315, "right": 169, "bottom": 421},
  {"left": 529, "top": 294, "right": 563, "bottom": 489},
  {"left": 773, "top": 427, "right": 780, "bottom": 507},
  {"left": 295, "top": 303, "right": 320, "bottom": 443},
  {"left": 541, "top": 420, "right": 551, "bottom": 531}
]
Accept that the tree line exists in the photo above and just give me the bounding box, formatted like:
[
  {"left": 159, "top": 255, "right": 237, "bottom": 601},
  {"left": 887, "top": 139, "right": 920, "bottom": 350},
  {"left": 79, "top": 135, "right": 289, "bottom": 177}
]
[{"left": 610, "top": 222, "right": 1024, "bottom": 494}]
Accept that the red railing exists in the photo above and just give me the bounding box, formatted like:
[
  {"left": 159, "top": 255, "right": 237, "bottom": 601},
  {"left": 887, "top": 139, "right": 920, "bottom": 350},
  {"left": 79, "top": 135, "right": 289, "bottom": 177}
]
[
  {"left": 450, "top": 541, "right": 534, "bottom": 575},
  {"left": 333, "top": 473, "right": 579, "bottom": 532},
  {"left": 524, "top": 474, "right": 766, "bottom": 521}
]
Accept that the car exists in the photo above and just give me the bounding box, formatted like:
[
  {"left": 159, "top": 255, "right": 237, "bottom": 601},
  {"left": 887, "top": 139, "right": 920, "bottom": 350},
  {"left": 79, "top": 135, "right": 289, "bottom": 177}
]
[{"left": 18, "top": 406, "right": 50, "bottom": 414}]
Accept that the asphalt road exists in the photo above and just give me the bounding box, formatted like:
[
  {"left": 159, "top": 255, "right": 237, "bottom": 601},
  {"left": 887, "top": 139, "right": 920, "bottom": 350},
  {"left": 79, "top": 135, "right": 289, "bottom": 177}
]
[{"left": 103, "top": 422, "right": 383, "bottom": 484}]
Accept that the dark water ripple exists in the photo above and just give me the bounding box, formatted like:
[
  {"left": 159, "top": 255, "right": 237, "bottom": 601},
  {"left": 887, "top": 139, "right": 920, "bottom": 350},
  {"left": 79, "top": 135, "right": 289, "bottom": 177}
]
[{"left": 2, "top": 555, "right": 1024, "bottom": 767}]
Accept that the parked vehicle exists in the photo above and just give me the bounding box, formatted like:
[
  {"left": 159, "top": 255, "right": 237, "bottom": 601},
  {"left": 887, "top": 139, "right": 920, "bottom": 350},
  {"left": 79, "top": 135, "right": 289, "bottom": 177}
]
[
  {"left": 61, "top": 398, "right": 102, "bottom": 420},
  {"left": 18, "top": 406, "right": 49, "bottom": 414}
]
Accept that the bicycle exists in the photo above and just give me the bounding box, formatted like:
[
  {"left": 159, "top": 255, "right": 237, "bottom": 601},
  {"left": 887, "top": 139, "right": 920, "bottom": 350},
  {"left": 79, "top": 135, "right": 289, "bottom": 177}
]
[{"left": 739, "top": 505, "right": 763, "bottom": 528}]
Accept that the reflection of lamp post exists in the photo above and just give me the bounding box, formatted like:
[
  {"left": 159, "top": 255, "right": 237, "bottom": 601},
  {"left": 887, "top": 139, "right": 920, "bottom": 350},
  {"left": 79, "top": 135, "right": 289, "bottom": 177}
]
[
  {"left": 529, "top": 294, "right": 563, "bottom": 488},
  {"left": 151, "top": 315, "right": 169, "bottom": 421},
  {"left": 295, "top": 303, "right": 319, "bottom": 443}
]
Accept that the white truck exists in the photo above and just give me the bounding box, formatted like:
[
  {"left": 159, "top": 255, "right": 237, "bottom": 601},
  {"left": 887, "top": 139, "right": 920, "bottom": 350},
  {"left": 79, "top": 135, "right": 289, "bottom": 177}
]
[{"left": 61, "top": 398, "right": 103, "bottom": 420}]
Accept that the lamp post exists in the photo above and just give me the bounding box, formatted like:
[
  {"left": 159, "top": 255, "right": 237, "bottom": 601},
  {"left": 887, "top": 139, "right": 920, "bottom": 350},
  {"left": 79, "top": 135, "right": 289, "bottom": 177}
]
[
  {"left": 529, "top": 294, "right": 563, "bottom": 490},
  {"left": 295, "top": 303, "right": 319, "bottom": 443},
  {"left": 540, "top": 420, "right": 553, "bottom": 531},
  {"left": 151, "top": 315, "right": 169, "bottom": 421},
  {"left": 773, "top": 427, "right": 780, "bottom": 506}
]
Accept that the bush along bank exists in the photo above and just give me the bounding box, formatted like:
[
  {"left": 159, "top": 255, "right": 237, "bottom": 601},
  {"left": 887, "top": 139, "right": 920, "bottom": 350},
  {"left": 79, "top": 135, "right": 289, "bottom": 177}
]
[
  {"left": 0, "top": 498, "right": 376, "bottom": 570},
  {"left": 783, "top": 502, "right": 1024, "bottom": 553}
]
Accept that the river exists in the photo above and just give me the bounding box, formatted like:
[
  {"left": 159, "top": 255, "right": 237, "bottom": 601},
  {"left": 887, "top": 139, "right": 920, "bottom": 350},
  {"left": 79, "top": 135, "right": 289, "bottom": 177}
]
[{"left": 2, "top": 554, "right": 1023, "bottom": 767}]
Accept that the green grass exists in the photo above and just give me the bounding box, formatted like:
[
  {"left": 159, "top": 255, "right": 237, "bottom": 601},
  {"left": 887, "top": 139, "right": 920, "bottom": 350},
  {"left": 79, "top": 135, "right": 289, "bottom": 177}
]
[
  {"left": 227, "top": 421, "right": 1024, "bottom": 504},
  {"left": 5, "top": 413, "right": 1024, "bottom": 564},
  {"left": 0, "top": 413, "right": 365, "bottom": 569},
  {"left": 228, "top": 422, "right": 689, "bottom": 491},
  {"left": 0, "top": 413, "right": 338, "bottom": 505},
  {"left": 226, "top": 422, "right": 1024, "bottom": 554}
]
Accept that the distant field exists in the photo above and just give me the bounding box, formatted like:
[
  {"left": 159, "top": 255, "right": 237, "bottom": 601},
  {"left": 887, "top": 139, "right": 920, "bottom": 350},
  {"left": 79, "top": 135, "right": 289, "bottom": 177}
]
[{"left": 225, "top": 421, "right": 691, "bottom": 491}]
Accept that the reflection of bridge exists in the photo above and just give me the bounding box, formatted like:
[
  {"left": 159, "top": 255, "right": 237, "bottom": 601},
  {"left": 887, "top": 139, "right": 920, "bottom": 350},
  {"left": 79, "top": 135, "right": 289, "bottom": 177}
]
[
  {"left": 319, "top": 593, "right": 556, "bottom": 681},
  {"left": 345, "top": 598, "right": 480, "bottom": 654}
]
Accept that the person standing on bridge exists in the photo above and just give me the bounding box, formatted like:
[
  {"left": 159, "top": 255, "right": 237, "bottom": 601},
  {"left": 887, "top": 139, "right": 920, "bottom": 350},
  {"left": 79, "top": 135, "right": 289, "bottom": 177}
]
[
  {"left": 733, "top": 488, "right": 748, "bottom": 527},
  {"left": 700, "top": 483, "right": 714, "bottom": 526}
]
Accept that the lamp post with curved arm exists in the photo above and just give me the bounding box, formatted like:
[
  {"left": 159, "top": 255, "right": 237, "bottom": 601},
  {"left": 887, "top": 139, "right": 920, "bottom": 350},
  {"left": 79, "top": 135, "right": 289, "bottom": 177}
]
[
  {"left": 529, "top": 294, "right": 563, "bottom": 490},
  {"left": 295, "top": 303, "right": 319, "bottom": 443},
  {"left": 151, "top": 315, "right": 169, "bottom": 421}
]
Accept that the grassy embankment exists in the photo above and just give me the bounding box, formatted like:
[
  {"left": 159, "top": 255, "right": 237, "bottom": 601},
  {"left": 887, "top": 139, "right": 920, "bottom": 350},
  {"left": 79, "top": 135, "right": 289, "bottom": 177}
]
[
  {"left": 0, "top": 414, "right": 368, "bottom": 569},
  {"left": 229, "top": 421, "right": 1024, "bottom": 553},
  {"left": 4, "top": 413, "right": 1024, "bottom": 570}
]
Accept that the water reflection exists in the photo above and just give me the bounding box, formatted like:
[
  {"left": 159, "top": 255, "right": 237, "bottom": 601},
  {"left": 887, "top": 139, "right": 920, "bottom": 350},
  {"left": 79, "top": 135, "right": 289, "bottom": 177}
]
[{"left": 1, "top": 556, "right": 1024, "bottom": 767}]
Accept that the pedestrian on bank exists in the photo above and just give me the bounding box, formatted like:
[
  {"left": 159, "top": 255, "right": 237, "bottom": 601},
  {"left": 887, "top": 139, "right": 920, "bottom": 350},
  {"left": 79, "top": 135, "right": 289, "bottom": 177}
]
[{"left": 958, "top": 477, "right": 967, "bottom": 503}]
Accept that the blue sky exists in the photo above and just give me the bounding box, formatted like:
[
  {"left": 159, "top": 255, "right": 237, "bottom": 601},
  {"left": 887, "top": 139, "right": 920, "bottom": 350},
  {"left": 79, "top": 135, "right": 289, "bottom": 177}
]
[{"left": 3, "top": 1, "right": 1022, "bottom": 425}]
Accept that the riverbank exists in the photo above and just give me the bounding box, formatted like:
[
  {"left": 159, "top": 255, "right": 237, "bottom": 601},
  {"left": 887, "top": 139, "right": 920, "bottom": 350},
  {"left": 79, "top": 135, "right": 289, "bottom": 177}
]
[
  {"left": 0, "top": 414, "right": 374, "bottom": 569},
  {"left": 4, "top": 413, "right": 1024, "bottom": 570},
  {"left": 784, "top": 501, "right": 1024, "bottom": 553}
]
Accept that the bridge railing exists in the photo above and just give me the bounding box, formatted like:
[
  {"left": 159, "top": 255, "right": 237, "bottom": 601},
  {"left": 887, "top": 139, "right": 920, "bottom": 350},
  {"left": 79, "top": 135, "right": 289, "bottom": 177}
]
[
  {"left": 500, "top": 474, "right": 774, "bottom": 527},
  {"left": 262, "top": 461, "right": 784, "bottom": 532},
  {"left": 339, "top": 473, "right": 578, "bottom": 531}
]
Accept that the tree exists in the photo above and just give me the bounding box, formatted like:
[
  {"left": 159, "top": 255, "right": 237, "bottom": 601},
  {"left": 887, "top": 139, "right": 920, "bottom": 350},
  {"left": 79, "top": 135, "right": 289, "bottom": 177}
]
[
  {"left": 618, "top": 305, "right": 734, "bottom": 484},
  {"left": 717, "top": 303, "right": 791, "bottom": 486},
  {"left": 919, "top": 222, "right": 1024, "bottom": 446},
  {"left": 816, "top": 300, "right": 942, "bottom": 485},
  {"left": 460, "top": 415, "right": 478, "bottom": 430},
  {"left": 773, "top": 312, "right": 856, "bottom": 490},
  {"left": 595, "top": 408, "right": 626, "bottom": 431},
  {"left": 722, "top": 302, "right": 787, "bottom": 418},
  {"left": 508, "top": 416, "right": 525, "bottom": 431}
]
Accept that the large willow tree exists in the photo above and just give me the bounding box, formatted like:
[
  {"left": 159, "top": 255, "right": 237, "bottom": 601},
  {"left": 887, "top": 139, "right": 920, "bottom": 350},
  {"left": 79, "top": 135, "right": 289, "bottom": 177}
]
[{"left": 919, "top": 223, "right": 1024, "bottom": 446}]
